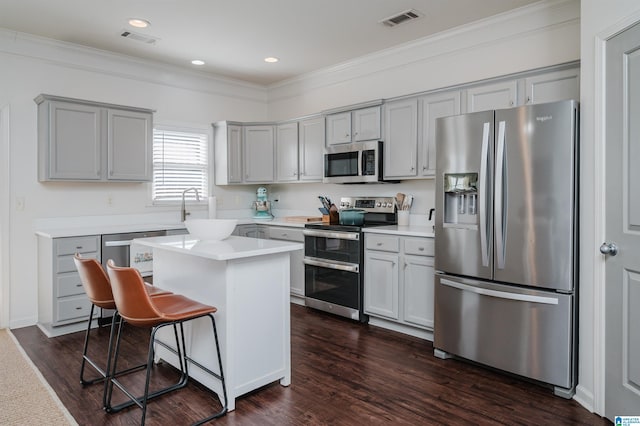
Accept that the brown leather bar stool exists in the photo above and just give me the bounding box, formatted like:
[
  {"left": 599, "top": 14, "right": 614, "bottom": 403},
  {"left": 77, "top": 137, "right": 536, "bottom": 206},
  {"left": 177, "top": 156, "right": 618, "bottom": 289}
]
[
  {"left": 105, "top": 259, "right": 227, "bottom": 426},
  {"left": 73, "top": 254, "right": 171, "bottom": 402}
]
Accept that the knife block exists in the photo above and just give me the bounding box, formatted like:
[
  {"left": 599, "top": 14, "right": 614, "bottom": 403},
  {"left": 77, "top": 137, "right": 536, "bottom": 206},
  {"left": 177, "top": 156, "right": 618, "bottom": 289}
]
[{"left": 326, "top": 204, "right": 339, "bottom": 224}]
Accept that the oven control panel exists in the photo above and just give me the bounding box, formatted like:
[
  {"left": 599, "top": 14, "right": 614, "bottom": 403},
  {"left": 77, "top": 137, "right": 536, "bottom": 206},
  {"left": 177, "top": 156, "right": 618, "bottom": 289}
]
[{"left": 339, "top": 196, "right": 396, "bottom": 213}]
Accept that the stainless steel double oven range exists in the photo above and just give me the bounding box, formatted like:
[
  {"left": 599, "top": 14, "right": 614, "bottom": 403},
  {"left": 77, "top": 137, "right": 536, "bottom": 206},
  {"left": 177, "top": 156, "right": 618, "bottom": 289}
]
[{"left": 303, "top": 196, "right": 396, "bottom": 322}]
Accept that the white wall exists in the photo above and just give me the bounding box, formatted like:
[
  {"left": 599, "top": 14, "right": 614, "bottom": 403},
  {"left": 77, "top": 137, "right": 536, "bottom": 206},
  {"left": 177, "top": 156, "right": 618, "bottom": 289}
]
[
  {"left": 577, "top": 0, "right": 640, "bottom": 416},
  {"left": 0, "top": 30, "right": 269, "bottom": 328}
]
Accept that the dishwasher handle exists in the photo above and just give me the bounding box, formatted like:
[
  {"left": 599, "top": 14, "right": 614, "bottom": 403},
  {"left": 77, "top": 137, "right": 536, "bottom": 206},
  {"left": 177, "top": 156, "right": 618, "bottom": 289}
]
[{"left": 104, "top": 240, "right": 132, "bottom": 247}]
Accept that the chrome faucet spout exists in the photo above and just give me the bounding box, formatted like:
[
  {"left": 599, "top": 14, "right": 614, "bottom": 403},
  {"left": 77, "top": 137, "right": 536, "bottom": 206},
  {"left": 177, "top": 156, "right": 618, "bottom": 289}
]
[{"left": 181, "top": 187, "right": 200, "bottom": 222}]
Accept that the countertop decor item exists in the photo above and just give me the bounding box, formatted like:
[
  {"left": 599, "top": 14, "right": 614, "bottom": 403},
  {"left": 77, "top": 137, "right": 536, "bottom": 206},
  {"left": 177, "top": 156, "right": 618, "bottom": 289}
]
[{"left": 184, "top": 219, "right": 237, "bottom": 240}]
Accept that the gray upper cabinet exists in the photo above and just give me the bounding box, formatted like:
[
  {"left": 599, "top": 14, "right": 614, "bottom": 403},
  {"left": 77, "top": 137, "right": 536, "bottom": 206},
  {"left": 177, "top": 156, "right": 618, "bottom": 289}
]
[
  {"left": 325, "top": 104, "right": 381, "bottom": 145},
  {"left": 275, "top": 122, "right": 299, "bottom": 182},
  {"left": 383, "top": 98, "right": 418, "bottom": 179},
  {"left": 35, "top": 94, "right": 153, "bottom": 182},
  {"left": 524, "top": 68, "right": 579, "bottom": 105},
  {"left": 214, "top": 122, "right": 243, "bottom": 185},
  {"left": 466, "top": 80, "right": 518, "bottom": 112},
  {"left": 326, "top": 111, "right": 352, "bottom": 145},
  {"left": 244, "top": 125, "right": 275, "bottom": 183},
  {"left": 383, "top": 91, "right": 461, "bottom": 180},
  {"left": 298, "top": 116, "right": 324, "bottom": 182},
  {"left": 107, "top": 109, "right": 152, "bottom": 181},
  {"left": 353, "top": 106, "right": 381, "bottom": 142},
  {"left": 418, "top": 91, "right": 461, "bottom": 177}
]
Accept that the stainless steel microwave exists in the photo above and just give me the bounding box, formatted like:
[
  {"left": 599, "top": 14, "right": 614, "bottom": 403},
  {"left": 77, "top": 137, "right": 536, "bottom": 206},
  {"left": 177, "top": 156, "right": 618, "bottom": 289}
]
[{"left": 323, "top": 141, "right": 386, "bottom": 184}]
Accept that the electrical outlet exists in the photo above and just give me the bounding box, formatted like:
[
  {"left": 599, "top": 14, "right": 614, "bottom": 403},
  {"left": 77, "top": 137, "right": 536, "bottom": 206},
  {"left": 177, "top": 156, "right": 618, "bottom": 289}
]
[{"left": 16, "top": 197, "right": 25, "bottom": 211}]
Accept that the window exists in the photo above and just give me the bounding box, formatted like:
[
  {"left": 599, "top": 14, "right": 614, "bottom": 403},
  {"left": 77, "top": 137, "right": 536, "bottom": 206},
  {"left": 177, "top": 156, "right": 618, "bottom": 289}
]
[{"left": 152, "top": 127, "right": 208, "bottom": 203}]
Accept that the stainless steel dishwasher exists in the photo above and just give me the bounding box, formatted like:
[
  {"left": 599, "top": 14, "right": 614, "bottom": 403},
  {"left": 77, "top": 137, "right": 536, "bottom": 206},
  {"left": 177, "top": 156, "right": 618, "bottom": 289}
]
[{"left": 99, "top": 230, "right": 167, "bottom": 323}]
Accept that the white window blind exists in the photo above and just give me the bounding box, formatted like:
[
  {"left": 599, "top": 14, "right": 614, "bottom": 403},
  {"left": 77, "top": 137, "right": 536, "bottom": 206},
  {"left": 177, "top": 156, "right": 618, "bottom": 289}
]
[{"left": 152, "top": 128, "right": 208, "bottom": 202}]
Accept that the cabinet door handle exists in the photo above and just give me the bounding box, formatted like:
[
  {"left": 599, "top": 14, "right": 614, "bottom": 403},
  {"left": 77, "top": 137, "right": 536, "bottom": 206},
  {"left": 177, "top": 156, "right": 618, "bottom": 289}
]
[
  {"left": 75, "top": 306, "right": 82, "bottom": 310},
  {"left": 418, "top": 247, "right": 425, "bottom": 251}
]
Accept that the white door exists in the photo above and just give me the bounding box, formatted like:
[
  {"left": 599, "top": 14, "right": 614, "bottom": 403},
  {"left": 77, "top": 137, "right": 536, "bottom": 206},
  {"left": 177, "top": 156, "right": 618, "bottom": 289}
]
[{"left": 604, "top": 19, "right": 640, "bottom": 420}]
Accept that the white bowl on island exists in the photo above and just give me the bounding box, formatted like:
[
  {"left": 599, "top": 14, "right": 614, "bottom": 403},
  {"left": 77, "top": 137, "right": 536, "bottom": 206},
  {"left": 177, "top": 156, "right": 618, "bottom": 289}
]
[{"left": 184, "top": 218, "right": 237, "bottom": 241}]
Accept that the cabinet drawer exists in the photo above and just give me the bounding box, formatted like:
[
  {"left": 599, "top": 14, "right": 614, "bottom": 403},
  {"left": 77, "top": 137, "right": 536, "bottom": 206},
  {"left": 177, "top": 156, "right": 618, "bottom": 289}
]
[
  {"left": 404, "top": 238, "right": 434, "bottom": 256},
  {"left": 365, "top": 234, "right": 399, "bottom": 252},
  {"left": 56, "top": 295, "right": 93, "bottom": 323},
  {"left": 56, "top": 251, "right": 99, "bottom": 274},
  {"left": 57, "top": 273, "right": 86, "bottom": 298},
  {"left": 55, "top": 236, "right": 100, "bottom": 256},
  {"left": 268, "top": 227, "right": 304, "bottom": 242}
]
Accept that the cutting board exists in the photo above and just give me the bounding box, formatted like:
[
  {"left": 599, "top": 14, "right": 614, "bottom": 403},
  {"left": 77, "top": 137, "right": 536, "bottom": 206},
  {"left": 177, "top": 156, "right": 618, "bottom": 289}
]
[{"left": 282, "top": 216, "right": 323, "bottom": 223}]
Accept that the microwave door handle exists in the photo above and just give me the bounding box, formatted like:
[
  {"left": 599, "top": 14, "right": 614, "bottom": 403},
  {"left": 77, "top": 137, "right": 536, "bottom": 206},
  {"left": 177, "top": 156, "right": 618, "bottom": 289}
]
[{"left": 359, "top": 150, "right": 364, "bottom": 177}]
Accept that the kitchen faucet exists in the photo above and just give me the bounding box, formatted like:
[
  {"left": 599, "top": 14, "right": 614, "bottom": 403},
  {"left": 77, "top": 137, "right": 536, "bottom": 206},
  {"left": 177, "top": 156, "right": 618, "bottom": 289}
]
[{"left": 181, "top": 187, "right": 200, "bottom": 222}]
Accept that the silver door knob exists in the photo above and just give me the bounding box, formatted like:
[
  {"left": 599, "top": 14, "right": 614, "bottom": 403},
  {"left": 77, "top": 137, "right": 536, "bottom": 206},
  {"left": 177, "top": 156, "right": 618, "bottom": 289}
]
[{"left": 600, "top": 242, "right": 618, "bottom": 256}]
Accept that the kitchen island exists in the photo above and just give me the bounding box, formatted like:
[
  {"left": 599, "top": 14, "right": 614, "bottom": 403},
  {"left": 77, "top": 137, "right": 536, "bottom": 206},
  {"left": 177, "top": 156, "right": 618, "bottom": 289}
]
[{"left": 132, "top": 234, "right": 303, "bottom": 411}]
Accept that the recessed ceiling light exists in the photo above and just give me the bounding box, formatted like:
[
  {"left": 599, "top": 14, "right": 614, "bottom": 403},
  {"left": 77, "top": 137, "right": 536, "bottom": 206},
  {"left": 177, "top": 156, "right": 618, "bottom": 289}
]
[
  {"left": 264, "top": 57, "right": 279, "bottom": 63},
  {"left": 191, "top": 59, "right": 205, "bottom": 66},
  {"left": 128, "top": 18, "right": 150, "bottom": 28}
]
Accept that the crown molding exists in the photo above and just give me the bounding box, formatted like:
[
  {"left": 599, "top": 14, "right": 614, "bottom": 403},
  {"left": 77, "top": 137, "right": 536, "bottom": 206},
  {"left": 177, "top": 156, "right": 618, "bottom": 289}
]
[
  {"left": 267, "top": 0, "right": 579, "bottom": 102},
  {"left": 0, "top": 28, "right": 268, "bottom": 104}
]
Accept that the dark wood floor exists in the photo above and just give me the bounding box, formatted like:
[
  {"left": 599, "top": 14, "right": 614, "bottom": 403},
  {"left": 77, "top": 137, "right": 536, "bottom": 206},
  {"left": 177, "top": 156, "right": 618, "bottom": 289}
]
[{"left": 13, "top": 304, "right": 609, "bottom": 426}]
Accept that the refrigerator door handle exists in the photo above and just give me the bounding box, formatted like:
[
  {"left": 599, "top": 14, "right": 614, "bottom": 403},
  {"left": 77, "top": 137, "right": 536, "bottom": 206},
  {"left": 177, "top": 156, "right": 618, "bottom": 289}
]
[
  {"left": 440, "top": 278, "right": 559, "bottom": 305},
  {"left": 495, "top": 120, "right": 507, "bottom": 270},
  {"left": 479, "top": 122, "right": 491, "bottom": 267}
]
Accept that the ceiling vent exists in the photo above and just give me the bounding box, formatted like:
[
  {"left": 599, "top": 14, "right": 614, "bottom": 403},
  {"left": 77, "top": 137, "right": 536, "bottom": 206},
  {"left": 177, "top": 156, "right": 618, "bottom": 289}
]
[
  {"left": 380, "top": 9, "right": 422, "bottom": 27},
  {"left": 120, "top": 30, "right": 158, "bottom": 45}
]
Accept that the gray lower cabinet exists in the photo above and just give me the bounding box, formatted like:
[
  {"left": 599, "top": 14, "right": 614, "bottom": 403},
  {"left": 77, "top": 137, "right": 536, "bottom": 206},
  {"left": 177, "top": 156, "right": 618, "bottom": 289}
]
[
  {"left": 35, "top": 94, "right": 153, "bottom": 182},
  {"left": 267, "top": 226, "right": 305, "bottom": 298},
  {"left": 364, "top": 234, "right": 434, "bottom": 330},
  {"left": 37, "top": 235, "right": 101, "bottom": 330}
]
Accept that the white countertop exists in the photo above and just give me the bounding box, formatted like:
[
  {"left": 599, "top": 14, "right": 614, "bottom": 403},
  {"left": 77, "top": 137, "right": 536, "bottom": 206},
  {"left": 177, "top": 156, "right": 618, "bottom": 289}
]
[
  {"left": 35, "top": 222, "right": 188, "bottom": 239},
  {"left": 364, "top": 225, "right": 435, "bottom": 238},
  {"left": 133, "top": 234, "right": 303, "bottom": 261}
]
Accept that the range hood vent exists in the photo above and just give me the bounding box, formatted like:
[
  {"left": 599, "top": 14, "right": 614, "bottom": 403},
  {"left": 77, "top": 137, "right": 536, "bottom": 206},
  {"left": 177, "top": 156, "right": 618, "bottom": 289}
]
[
  {"left": 120, "top": 30, "right": 158, "bottom": 45},
  {"left": 380, "top": 9, "right": 422, "bottom": 27}
]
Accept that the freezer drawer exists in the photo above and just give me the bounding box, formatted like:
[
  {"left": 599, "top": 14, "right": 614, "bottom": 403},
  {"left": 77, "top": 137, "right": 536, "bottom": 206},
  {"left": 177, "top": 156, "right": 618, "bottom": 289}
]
[{"left": 434, "top": 274, "right": 574, "bottom": 389}]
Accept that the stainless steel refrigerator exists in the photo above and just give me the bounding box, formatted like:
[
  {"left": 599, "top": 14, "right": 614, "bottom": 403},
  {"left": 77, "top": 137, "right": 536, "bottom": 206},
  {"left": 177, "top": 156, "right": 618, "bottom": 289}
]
[{"left": 433, "top": 100, "right": 578, "bottom": 398}]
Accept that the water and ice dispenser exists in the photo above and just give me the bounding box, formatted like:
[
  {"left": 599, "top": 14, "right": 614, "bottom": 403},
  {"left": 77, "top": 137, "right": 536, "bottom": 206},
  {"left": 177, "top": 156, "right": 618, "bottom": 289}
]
[{"left": 443, "top": 173, "right": 478, "bottom": 228}]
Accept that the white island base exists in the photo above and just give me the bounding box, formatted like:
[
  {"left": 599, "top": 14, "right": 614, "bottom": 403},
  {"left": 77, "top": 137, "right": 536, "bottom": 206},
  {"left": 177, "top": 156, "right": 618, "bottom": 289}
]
[{"left": 135, "top": 235, "right": 301, "bottom": 411}]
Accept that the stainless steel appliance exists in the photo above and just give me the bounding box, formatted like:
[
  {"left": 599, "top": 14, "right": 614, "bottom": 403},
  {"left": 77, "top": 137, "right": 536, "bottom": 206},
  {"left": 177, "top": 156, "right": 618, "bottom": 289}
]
[
  {"left": 433, "top": 100, "right": 579, "bottom": 398},
  {"left": 303, "top": 196, "right": 396, "bottom": 321},
  {"left": 323, "top": 141, "right": 388, "bottom": 184},
  {"left": 99, "top": 230, "right": 166, "bottom": 324}
]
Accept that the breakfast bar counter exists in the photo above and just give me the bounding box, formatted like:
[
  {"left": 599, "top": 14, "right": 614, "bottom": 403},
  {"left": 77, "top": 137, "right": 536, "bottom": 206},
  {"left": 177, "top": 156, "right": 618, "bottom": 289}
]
[{"left": 133, "top": 234, "right": 303, "bottom": 411}]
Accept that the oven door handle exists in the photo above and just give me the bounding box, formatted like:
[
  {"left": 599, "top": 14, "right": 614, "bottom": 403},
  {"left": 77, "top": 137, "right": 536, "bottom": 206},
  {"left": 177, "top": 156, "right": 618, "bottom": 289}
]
[
  {"left": 303, "top": 257, "right": 359, "bottom": 273},
  {"left": 303, "top": 229, "right": 360, "bottom": 240}
]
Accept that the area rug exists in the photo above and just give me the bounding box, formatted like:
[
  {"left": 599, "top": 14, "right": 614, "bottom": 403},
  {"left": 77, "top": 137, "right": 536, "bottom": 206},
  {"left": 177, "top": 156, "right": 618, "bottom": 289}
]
[{"left": 0, "top": 328, "right": 77, "bottom": 425}]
